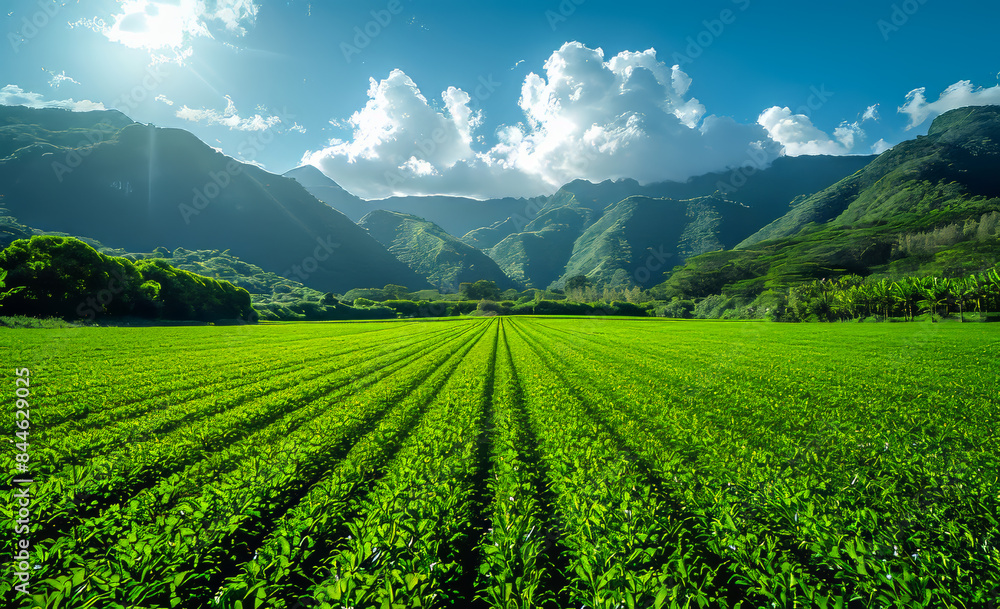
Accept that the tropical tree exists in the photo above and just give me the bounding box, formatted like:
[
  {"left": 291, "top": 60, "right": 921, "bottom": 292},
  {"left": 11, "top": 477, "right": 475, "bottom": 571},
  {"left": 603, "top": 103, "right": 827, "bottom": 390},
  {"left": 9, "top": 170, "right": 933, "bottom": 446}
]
[
  {"left": 892, "top": 279, "right": 923, "bottom": 322},
  {"left": 0, "top": 269, "right": 24, "bottom": 303},
  {"left": 868, "top": 279, "right": 896, "bottom": 321},
  {"left": 829, "top": 286, "right": 858, "bottom": 321},
  {"left": 985, "top": 268, "right": 1000, "bottom": 317},
  {"left": 919, "top": 277, "right": 952, "bottom": 320},
  {"left": 954, "top": 276, "right": 981, "bottom": 322},
  {"left": 852, "top": 283, "right": 876, "bottom": 319}
]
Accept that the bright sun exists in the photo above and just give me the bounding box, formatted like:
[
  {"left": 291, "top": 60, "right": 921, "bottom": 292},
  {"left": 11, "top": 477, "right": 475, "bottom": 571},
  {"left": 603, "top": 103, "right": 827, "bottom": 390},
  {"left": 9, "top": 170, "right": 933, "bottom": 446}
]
[{"left": 105, "top": 0, "right": 207, "bottom": 51}]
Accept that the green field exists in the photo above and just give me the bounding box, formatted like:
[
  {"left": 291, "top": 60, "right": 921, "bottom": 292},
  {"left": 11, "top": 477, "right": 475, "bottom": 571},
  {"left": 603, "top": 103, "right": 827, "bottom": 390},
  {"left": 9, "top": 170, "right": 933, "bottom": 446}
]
[{"left": 3, "top": 318, "right": 998, "bottom": 608}]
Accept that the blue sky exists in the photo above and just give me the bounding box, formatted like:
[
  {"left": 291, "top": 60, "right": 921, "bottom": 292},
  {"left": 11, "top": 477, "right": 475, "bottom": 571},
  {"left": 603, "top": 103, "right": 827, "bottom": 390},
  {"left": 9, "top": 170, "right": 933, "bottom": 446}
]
[{"left": 3, "top": 0, "right": 1000, "bottom": 199}]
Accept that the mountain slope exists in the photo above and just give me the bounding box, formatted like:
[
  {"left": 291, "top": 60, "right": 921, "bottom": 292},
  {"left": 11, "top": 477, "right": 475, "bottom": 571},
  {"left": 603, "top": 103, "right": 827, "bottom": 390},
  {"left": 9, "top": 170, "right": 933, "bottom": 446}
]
[
  {"left": 740, "top": 107, "right": 1000, "bottom": 249},
  {"left": 482, "top": 190, "right": 588, "bottom": 288},
  {"left": 0, "top": 105, "right": 134, "bottom": 160},
  {"left": 359, "top": 210, "right": 518, "bottom": 291},
  {"left": 658, "top": 106, "right": 1000, "bottom": 298},
  {"left": 551, "top": 194, "right": 761, "bottom": 289},
  {"left": 477, "top": 157, "right": 874, "bottom": 289},
  {"left": 282, "top": 165, "right": 371, "bottom": 221},
  {"left": 0, "top": 107, "right": 428, "bottom": 293}
]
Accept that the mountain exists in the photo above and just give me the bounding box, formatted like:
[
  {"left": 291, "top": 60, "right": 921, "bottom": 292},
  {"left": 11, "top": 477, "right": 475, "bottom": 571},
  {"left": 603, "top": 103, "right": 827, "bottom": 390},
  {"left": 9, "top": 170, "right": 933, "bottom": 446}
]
[
  {"left": 291, "top": 155, "right": 874, "bottom": 253},
  {"left": 0, "top": 105, "right": 887, "bottom": 297},
  {"left": 552, "top": 194, "right": 762, "bottom": 289},
  {"left": 358, "top": 210, "right": 518, "bottom": 292},
  {"left": 487, "top": 191, "right": 590, "bottom": 289},
  {"left": 0, "top": 105, "right": 134, "bottom": 161},
  {"left": 0, "top": 107, "right": 429, "bottom": 293},
  {"left": 657, "top": 106, "right": 1000, "bottom": 298},
  {"left": 285, "top": 166, "right": 543, "bottom": 238},
  {"left": 485, "top": 191, "right": 761, "bottom": 290},
  {"left": 282, "top": 165, "right": 371, "bottom": 221},
  {"left": 287, "top": 151, "right": 873, "bottom": 291},
  {"left": 478, "top": 155, "right": 875, "bottom": 290},
  {"left": 369, "top": 195, "right": 544, "bottom": 239}
]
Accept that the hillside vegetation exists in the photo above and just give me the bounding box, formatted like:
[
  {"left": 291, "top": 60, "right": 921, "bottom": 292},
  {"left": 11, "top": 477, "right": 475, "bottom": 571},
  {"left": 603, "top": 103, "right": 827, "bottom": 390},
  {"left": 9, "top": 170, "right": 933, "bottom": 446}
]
[
  {"left": 359, "top": 210, "right": 518, "bottom": 292},
  {"left": 657, "top": 106, "right": 1000, "bottom": 303}
]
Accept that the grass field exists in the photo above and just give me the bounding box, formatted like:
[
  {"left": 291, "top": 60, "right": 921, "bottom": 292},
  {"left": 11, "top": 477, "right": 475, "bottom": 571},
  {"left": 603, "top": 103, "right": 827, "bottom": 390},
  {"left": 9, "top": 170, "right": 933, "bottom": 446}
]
[{"left": 2, "top": 317, "right": 998, "bottom": 608}]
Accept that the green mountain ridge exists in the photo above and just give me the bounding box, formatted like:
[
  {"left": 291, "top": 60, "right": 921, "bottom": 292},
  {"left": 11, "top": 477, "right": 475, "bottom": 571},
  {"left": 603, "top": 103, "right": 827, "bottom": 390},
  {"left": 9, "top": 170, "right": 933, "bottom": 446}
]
[
  {"left": 7, "top": 103, "right": 995, "bottom": 303},
  {"left": 0, "top": 107, "right": 429, "bottom": 294},
  {"left": 285, "top": 165, "right": 542, "bottom": 238},
  {"left": 289, "top": 155, "right": 873, "bottom": 291},
  {"left": 358, "top": 209, "right": 518, "bottom": 292},
  {"left": 550, "top": 194, "right": 762, "bottom": 289},
  {"left": 467, "top": 159, "right": 874, "bottom": 290}
]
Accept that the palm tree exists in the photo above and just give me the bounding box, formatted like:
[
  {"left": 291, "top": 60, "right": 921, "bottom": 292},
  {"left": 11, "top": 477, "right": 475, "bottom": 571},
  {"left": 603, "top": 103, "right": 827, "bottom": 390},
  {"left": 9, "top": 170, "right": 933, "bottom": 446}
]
[
  {"left": 853, "top": 283, "right": 876, "bottom": 319},
  {"left": 987, "top": 268, "right": 1000, "bottom": 317},
  {"left": 869, "top": 279, "right": 897, "bottom": 321},
  {"left": 892, "top": 279, "right": 922, "bottom": 322},
  {"left": 830, "top": 287, "right": 857, "bottom": 321},
  {"left": 954, "top": 276, "right": 981, "bottom": 322},
  {"left": 919, "top": 277, "right": 952, "bottom": 320}
]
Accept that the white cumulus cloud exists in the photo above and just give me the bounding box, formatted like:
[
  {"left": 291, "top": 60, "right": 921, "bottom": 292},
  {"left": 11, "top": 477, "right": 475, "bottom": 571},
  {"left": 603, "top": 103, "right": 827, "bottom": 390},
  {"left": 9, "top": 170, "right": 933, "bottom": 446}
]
[
  {"left": 899, "top": 80, "right": 1000, "bottom": 129},
  {"left": 0, "top": 85, "right": 106, "bottom": 112},
  {"left": 176, "top": 95, "right": 285, "bottom": 131},
  {"left": 871, "top": 139, "right": 892, "bottom": 154},
  {"left": 302, "top": 69, "right": 549, "bottom": 199},
  {"left": 758, "top": 103, "right": 881, "bottom": 157},
  {"left": 304, "top": 42, "right": 782, "bottom": 199},
  {"left": 496, "top": 42, "right": 774, "bottom": 186},
  {"left": 757, "top": 107, "right": 856, "bottom": 156}
]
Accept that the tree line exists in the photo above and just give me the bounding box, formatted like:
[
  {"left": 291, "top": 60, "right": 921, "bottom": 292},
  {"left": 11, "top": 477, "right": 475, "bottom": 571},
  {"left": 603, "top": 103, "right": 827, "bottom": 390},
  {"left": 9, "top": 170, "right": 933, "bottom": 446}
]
[
  {"left": 777, "top": 269, "right": 1000, "bottom": 322},
  {"left": 0, "top": 236, "right": 256, "bottom": 322}
]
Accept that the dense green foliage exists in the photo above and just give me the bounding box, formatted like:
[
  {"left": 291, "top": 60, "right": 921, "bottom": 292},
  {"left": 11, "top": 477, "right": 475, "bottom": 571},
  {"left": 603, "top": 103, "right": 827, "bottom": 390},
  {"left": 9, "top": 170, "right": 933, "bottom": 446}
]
[
  {"left": 0, "top": 236, "right": 255, "bottom": 322},
  {"left": 459, "top": 279, "right": 503, "bottom": 301},
  {"left": 2, "top": 318, "right": 997, "bottom": 607}
]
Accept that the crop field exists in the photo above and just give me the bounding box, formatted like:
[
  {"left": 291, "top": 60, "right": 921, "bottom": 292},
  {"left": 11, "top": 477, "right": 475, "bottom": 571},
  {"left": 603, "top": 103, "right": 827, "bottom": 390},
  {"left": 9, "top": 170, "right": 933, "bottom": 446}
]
[{"left": 2, "top": 317, "right": 999, "bottom": 608}]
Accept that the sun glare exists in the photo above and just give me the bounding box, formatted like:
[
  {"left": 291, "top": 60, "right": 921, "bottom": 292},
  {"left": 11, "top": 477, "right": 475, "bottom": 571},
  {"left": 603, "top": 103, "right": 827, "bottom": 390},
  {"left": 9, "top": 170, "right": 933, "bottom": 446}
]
[{"left": 104, "top": 0, "right": 207, "bottom": 51}]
